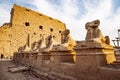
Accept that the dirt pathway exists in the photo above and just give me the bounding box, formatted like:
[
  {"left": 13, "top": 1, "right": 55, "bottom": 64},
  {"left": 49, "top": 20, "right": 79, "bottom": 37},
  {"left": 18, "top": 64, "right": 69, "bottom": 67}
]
[{"left": 0, "top": 59, "right": 42, "bottom": 80}]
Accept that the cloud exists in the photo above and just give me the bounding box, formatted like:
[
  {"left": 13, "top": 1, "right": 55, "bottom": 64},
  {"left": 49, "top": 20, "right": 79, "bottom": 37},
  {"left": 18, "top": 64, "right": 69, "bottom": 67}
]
[
  {"left": 0, "top": 0, "right": 120, "bottom": 45},
  {"left": 78, "top": 0, "right": 113, "bottom": 39},
  {"left": 33, "top": 0, "right": 81, "bottom": 39},
  {"left": 33, "top": 0, "right": 120, "bottom": 45},
  {"left": 0, "top": 4, "right": 11, "bottom": 26}
]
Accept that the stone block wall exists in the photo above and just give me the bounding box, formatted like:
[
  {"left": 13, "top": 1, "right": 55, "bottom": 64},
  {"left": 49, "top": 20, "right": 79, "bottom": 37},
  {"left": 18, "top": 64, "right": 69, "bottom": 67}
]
[
  {"left": 0, "top": 4, "right": 66, "bottom": 58},
  {"left": 13, "top": 46, "right": 120, "bottom": 80}
]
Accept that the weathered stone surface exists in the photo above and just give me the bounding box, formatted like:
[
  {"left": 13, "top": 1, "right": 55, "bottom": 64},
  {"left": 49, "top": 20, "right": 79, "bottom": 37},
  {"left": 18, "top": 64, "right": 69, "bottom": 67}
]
[
  {"left": 0, "top": 4, "right": 66, "bottom": 58},
  {"left": 85, "top": 20, "right": 105, "bottom": 43},
  {"left": 1, "top": 4, "right": 120, "bottom": 80},
  {"left": 52, "top": 29, "right": 75, "bottom": 51},
  {"left": 38, "top": 35, "right": 53, "bottom": 52},
  {"left": 83, "top": 19, "right": 114, "bottom": 50},
  {"left": 8, "top": 66, "right": 29, "bottom": 73},
  {"left": 105, "top": 36, "right": 110, "bottom": 45},
  {"left": 30, "top": 39, "right": 43, "bottom": 52},
  {"left": 61, "top": 29, "right": 70, "bottom": 44}
]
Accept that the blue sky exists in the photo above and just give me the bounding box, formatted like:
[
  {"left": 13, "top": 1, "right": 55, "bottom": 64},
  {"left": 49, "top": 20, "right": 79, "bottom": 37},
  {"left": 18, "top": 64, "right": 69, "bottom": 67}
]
[{"left": 0, "top": 0, "right": 120, "bottom": 44}]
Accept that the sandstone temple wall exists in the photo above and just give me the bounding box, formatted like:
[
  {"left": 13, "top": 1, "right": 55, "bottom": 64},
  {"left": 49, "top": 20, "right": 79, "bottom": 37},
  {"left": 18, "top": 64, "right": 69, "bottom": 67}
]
[
  {"left": 0, "top": 24, "right": 12, "bottom": 57},
  {"left": 0, "top": 4, "right": 66, "bottom": 58}
]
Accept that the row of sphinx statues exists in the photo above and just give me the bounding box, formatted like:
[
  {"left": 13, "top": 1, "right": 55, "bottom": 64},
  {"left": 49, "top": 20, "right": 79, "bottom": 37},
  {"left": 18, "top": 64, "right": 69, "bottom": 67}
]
[
  {"left": 18, "top": 29, "right": 72, "bottom": 52},
  {"left": 18, "top": 19, "right": 111, "bottom": 53}
]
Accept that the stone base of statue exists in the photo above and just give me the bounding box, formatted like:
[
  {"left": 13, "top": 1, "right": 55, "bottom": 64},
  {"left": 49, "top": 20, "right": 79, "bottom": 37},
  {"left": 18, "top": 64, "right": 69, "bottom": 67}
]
[
  {"left": 73, "top": 40, "right": 116, "bottom": 80},
  {"left": 75, "top": 40, "right": 116, "bottom": 64}
]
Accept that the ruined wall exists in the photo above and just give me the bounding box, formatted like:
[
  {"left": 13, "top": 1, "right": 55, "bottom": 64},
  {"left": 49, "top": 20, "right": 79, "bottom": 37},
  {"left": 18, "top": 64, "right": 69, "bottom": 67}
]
[
  {"left": 0, "top": 4, "right": 66, "bottom": 58},
  {"left": 0, "top": 24, "right": 12, "bottom": 58}
]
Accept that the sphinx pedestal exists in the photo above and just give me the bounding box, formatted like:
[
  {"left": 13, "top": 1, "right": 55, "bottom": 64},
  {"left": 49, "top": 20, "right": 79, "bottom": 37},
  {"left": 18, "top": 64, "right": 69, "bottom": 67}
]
[{"left": 73, "top": 41, "right": 116, "bottom": 80}]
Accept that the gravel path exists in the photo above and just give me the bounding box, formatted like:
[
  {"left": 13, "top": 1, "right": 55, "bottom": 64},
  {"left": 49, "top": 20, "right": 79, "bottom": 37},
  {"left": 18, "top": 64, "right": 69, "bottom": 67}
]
[{"left": 0, "top": 59, "right": 42, "bottom": 80}]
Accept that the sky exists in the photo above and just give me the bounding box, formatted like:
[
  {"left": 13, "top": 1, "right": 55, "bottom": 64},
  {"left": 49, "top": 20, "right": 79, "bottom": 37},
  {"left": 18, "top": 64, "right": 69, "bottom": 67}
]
[{"left": 0, "top": 0, "right": 120, "bottom": 45}]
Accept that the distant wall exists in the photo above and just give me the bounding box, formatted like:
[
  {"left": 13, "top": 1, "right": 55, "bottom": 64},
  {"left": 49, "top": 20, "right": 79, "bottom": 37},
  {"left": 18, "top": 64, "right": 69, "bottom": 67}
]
[{"left": 0, "top": 4, "right": 66, "bottom": 58}]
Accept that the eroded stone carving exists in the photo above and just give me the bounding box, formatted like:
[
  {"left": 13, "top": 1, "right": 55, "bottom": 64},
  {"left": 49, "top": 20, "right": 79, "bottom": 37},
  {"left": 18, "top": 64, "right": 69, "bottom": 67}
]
[
  {"left": 75, "top": 19, "right": 112, "bottom": 49},
  {"left": 18, "top": 45, "right": 26, "bottom": 52},
  {"left": 85, "top": 19, "right": 105, "bottom": 43},
  {"left": 18, "top": 34, "right": 31, "bottom": 52},
  {"left": 37, "top": 39, "right": 43, "bottom": 50},
  {"left": 52, "top": 29, "right": 75, "bottom": 51},
  {"left": 18, "top": 47, "right": 22, "bottom": 52},
  {"left": 61, "top": 29, "right": 70, "bottom": 44},
  {"left": 30, "top": 39, "right": 43, "bottom": 52},
  {"left": 45, "top": 35, "right": 52, "bottom": 48},
  {"left": 85, "top": 20, "right": 100, "bottom": 39},
  {"left": 31, "top": 41, "right": 38, "bottom": 51},
  {"left": 52, "top": 29, "right": 76, "bottom": 62},
  {"left": 74, "top": 20, "right": 115, "bottom": 64},
  {"left": 39, "top": 35, "right": 52, "bottom": 52},
  {"left": 105, "top": 36, "right": 110, "bottom": 45}
]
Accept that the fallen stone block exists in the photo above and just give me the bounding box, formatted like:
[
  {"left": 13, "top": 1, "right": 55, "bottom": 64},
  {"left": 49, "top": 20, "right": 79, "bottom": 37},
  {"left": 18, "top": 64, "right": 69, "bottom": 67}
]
[
  {"left": 8, "top": 66, "right": 29, "bottom": 73},
  {"left": 8, "top": 65, "right": 18, "bottom": 68}
]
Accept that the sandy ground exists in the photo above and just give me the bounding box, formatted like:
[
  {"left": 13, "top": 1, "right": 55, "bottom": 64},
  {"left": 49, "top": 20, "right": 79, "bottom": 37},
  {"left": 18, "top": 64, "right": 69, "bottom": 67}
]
[{"left": 0, "top": 59, "right": 42, "bottom": 80}]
